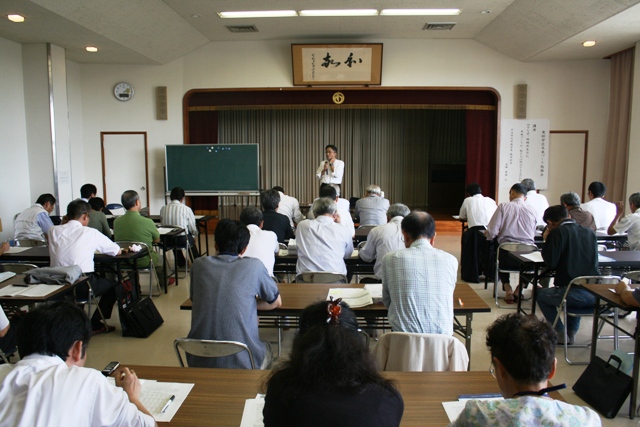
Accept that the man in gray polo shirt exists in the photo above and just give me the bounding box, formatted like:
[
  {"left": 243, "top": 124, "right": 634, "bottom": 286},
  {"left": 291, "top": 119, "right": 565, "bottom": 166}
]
[
  {"left": 355, "top": 185, "right": 390, "bottom": 226},
  {"left": 187, "top": 219, "right": 282, "bottom": 369}
]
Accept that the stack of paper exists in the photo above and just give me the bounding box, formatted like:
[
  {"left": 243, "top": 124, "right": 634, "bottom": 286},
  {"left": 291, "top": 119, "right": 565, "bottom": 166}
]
[
  {"left": 442, "top": 394, "right": 503, "bottom": 422},
  {"left": 0, "top": 271, "right": 17, "bottom": 283},
  {"left": 0, "top": 284, "right": 64, "bottom": 298},
  {"left": 364, "top": 283, "right": 383, "bottom": 303},
  {"left": 240, "top": 394, "right": 265, "bottom": 427},
  {"left": 326, "top": 288, "right": 373, "bottom": 308}
]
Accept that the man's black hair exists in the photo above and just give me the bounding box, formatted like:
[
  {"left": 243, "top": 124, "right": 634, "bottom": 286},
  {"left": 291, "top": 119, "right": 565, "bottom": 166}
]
[
  {"left": 88, "top": 197, "right": 106, "bottom": 211},
  {"left": 240, "top": 206, "right": 263, "bottom": 226},
  {"left": 325, "top": 144, "right": 338, "bottom": 153},
  {"left": 80, "top": 184, "right": 97, "bottom": 199},
  {"left": 36, "top": 193, "right": 56, "bottom": 206},
  {"left": 170, "top": 187, "right": 185, "bottom": 201},
  {"left": 588, "top": 181, "right": 606, "bottom": 198},
  {"left": 261, "top": 189, "right": 281, "bottom": 211},
  {"left": 542, "top": 205, "right": 569, "bottom": 223},
  {"left": 401, "top": 210, "right": 436, "bottom": 240},
  {"left": 319, "top": 185, "right": 337, "bottom": 200},
  {"left": 66, "top": 199, "right": 91, "bottom": 220},
  {"left": 17, "top": 301, "right": 92, "bottom": 361},
  {"left": 465, "top": 183, "right": 482, "bottom": 196},
  {"left": 215, "top": 218, "right": 250, "bottom": 254},
  {"left": 121, "top": 190, "right": 139, "bottom": 210},
  {"left": 510, "top": 183, "right": 528, "bottom": 196},
  {"left": 272, "top": 186, "right": 285, "bottom": 193}
]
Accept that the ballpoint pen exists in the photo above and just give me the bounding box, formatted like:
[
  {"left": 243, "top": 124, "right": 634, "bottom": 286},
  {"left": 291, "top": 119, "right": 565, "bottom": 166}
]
[
  {"left": 458, "top": 298, "right": 464, "bottom": 307},
  {"left": 160, "top": 395, "right": 175, "bottom": 414}
]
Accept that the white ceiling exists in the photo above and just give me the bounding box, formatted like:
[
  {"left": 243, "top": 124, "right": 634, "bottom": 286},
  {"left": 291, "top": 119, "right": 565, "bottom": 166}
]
[{"left": 0, "top": 0, "right": 638, "bottom": 65}]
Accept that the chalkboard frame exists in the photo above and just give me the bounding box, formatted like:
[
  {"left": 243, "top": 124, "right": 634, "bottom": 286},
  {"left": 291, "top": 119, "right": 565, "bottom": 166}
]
[{"left": 165, "top": 144, "right": 261, "bottom": 196}]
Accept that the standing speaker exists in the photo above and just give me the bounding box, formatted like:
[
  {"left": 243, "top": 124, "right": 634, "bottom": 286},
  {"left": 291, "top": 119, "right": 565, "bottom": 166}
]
[
  {"left": 516, "top": 84, "right": 527, "bottom": 119},
  {"left": 156, "top": 86, "right": 168, "bottom": 120}
]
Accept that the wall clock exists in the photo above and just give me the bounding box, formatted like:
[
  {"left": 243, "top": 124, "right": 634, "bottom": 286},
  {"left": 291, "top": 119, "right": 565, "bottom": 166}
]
[{"left": 114, "top": 82, "right": 134, "bottom": 101}]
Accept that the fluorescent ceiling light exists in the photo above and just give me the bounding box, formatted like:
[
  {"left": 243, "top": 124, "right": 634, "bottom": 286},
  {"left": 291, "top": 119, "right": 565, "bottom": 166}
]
[
  {"left": 218, "top": 10, "right": 297, "bottom": 18},
  {"left": 380, "top": 9, "right": 461, "bottom": 16},
  {"left": 582, "top": 40, "right": 596, "bottom": 47},
  {"left": 85, "top": 46, "right": 99, "bottom": 52},
  {"left": 7, "top": 14, "right": 25, "bottom": 22},
  {"left": 299, "top": 9, "right": 379, "bottom": 17}
]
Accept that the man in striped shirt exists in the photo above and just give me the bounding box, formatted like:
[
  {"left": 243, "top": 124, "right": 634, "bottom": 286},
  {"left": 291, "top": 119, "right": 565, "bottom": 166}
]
[{"left": 160, "top": 187, "right": 199, "bottom": 266}]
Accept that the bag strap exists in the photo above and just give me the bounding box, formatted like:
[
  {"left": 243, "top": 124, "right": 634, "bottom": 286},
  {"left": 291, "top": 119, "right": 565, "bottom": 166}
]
[{"left": 606, "top": 355, "right": 623, "bottom": 372}]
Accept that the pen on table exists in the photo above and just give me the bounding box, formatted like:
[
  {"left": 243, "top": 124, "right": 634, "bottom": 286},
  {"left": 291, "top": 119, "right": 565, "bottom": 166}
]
[
  {"left": 160, "top": 395, "right": 175, "bottom": 414},
  {"left": 458, "top": 298, "right": 464, "bottom": 307},
  {"left": 13, "top": 284, "right": 29, "bottom": 287}
]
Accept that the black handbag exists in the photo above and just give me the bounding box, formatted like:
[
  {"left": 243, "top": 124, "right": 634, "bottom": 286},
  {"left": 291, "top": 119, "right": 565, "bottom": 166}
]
[
  {"left": 119, "top": 297, "right": 164, "bottom": 338},
  {"left": 572, "top": 355, "right": 632, "bottom": 418}
]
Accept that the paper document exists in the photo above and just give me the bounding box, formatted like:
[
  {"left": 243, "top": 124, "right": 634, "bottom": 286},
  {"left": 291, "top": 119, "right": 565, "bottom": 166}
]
[
  {"left": 364, "top": 284, "right": 383, "bottom": 303},
  {"left": 278, "top": 249, "right": 288, "bottom": 256},
  {"left": 194, "top": 215, "right": 204, "bottom": 219},
  {"left": 520, "top": 252, "right": 543, "bottom": 263},
  {"left": 0, "top": 284, "right": 64, "bottom": 297},
  {"left": 598, "top": 254, "right": 616, "bottom": 263},
  {"left": 327, "top": 288, "right": 373, "bottom": 308},
  {"left": 240, "top": 394, "right": 265, "bottom": 427},
  {"left": 0, "top": 271, "right": 17, "bottom": 283},
  {"left": 107, "top": 378, "right": 194, "bottom": 422},
  {"left": 6, "top": 247, "right": 31, "bottom": 253},
  {"left": 452, "top": 215, "right": 460, "bottom": 220},
  {"left": 157, "top": 227, "right": 180, "bottom": 235},
  {"left": 351, "top": 249, "right": 359, "bottom": 257}
]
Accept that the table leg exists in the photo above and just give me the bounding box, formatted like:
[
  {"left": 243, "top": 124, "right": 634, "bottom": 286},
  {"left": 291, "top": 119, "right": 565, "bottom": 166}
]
[
  {"left": 590, "top": 302, "right": 599, "bottom": 362},
  {"left": 162, "top": 244, "right": 168, "bottom": 294},
  {"left": 465, "top": 313, "right": 472, "bottom": 371},
  {"left": 630, "top": 316, "right": 640, "bottom": 418}
]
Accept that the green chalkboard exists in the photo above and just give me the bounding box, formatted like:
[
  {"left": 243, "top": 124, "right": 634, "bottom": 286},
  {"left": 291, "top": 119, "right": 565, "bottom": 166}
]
[{"left": 165, "top": 144, "right": 260, "bottom": 193}]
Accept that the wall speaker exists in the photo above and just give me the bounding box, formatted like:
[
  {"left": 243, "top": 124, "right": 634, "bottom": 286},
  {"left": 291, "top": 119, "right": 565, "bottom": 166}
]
[
  {"left": 516, "top": 84, "right": 527, "bottom": 119},
  {"left": 156, "top": 86, "right": 168, "bottom": 120}
]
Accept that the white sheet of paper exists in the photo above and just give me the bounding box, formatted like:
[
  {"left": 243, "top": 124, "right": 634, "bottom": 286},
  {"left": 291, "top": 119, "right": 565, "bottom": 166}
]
[
  {"left": 0, "top": 271, "right": 17, "bottom": 282},
  {"left": 442, "top": 401, "right": 467, "bottom": 422},
  {"left": 194, "top": 215, "right": 204, "bottom": 219},
  {"left": 239, "top": 396, "right": 265, "bottom": 427},
  {"left": 351, "top": 249, "right": 359, "bottom": 257},
  {"left": 6, "top": 247, "right": 31, "bottom": 253},
  {"left": 157, "top": 227, "right": 178, "bottom": 235},
  {"left": 327, "top": 288, "right": 373, "bottom": 308},
  {"left": 452, "top": 215, "right": 460, "bottom": 220},
  {"left": 278, "top": 249, "right": 288, "bottom": 256},
  {"left": 0, "top": 284, "right": 64, "bottom": 297},
  {"left": 598, "top": 254, "right": 616, "bottom": 263},
  {"left": 520, "top": 252, "right": 543, "bottom": 263},
  {"left": 364, "top": 283, "right": 382, "bottom": 299}
]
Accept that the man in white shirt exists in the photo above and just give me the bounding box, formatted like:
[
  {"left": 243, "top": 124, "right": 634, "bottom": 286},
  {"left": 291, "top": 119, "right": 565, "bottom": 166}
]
[
  {"left": 581, "top": 181, "right": 618, "bottom": 230},
  {"left": 295, "top": 198, "right": 354, "bottom": 277},
  {"left": 315, "top": 144, "right": 344, "bottom": 192},
  {"left": 239, "top": 206, "right": 279, "bottom": 277},
  {"left": 0, "top": 302, "right": 156, "bottom": 427},
  {"left": 609, "top": 192, "right": 640, "bottom": 250},
  {"left": 307, "top": 185, "right": 355, "bottom": 237},
  {"left": 359, "top": 203, "right": 410, "bottom": 280},
  {"left": 459, "top": 183, "right": 498, "bottom": 282},
  {"left": 355, "top": 185, "right": 390, "bottom": 226},
  {"left": 14, "top": 193, "right": 56, "bottom": 242},
  {"left": 48, "top": 200, "right": 122, "bottom": 334},
  {"left": 521, "top": 178, "right": 549, "bottom": 226},
  {"left": 272, "top": 186, "right": 304, "bottom": 228},
  {"left": 160, "top": 187, "right": 200, "bottom": 266}
]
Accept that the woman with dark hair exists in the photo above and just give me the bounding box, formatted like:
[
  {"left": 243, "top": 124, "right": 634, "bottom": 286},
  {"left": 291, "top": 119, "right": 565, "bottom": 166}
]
[
  {"left": 87, "top": 197, "right": 112, "bottom": 238},
  {"left": 449, "top": 313, "right": 600, "bottom": 426},
  {"left": 262, "top": 299, "right": 403, "bottom": 427}
]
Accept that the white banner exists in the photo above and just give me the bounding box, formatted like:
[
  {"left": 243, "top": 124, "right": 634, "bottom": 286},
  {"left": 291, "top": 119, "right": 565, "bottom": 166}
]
[{"left": 500, "top": 119, "right": 550, "bottom": 189}]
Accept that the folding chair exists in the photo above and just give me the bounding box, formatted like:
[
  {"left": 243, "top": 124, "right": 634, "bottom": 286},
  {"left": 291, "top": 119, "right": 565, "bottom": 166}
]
[
  {"left": 162, "top": 225, "right": 192, "bottom": 278},
  {"left": 173, "top": 338, "right": 255, "bottom": 369},
  {"left": 15, "top": 239, "right": 46, "bottom": 247},
  {"left": 494, "top": 242, "right": 537, "bottom": 308},
  {"left": 0, "top": 263, "right": 39, "bottom": 274},
  {"left": 552, "top": 275, "right": 621, "bottom": 365},
  {"left": 373, "top": 332, "right": 469, "bottom": 371}
]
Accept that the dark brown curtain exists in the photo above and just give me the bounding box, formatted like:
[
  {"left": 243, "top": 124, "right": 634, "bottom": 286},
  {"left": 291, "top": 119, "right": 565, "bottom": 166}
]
[{"left": 465, "top": 110, "right": 497, "bottom": 200}]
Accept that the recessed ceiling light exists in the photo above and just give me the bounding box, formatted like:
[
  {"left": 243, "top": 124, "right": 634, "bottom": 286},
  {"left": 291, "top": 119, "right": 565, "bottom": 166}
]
[
  {"left": 299, "top": 9, "right": 379, "bottom": 17},
  {"left": 85, "top": 46, "right": 99, "bottom": 52},
  {"left": 7, "top": 14, "right": 25, "bottom": 23},
  {"left": 481, "top": 10, "right": 491, "bottom": 14},
  {"left": 191, "top": 14, "right": 202, "bottom": 19},
  {"left": 380, "top": 9, "right": 461, "bottom": 16},
  {"left": 582, "top": 40, "right": 596, "bottom": 47},
  {"left": 218, "top": 10, "right": 297, "bottom": 18}
]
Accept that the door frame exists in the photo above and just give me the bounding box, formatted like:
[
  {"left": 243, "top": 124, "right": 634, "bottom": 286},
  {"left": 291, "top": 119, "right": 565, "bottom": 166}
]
[{"left": 100, "top": 131, "right": 150, "bottom": 208}]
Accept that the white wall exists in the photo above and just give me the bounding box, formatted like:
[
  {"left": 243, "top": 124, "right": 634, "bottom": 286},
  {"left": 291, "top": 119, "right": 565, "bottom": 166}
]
[
  {"left": 3, "top": 37, "right": 613, "bottom": 216},
  {"left": 0, "top": 37, "right": 32, "bottom": 240}
]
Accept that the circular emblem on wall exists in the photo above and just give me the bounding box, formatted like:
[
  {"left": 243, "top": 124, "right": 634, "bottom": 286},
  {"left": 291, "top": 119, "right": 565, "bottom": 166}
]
[{"left": 332, "top": 92, "right": 345, "bottom": 105}]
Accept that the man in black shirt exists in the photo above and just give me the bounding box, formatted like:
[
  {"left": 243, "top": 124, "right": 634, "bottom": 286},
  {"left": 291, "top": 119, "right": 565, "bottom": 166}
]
[
  {"left": 261, "top": 189, "right": 294, "bottom": 243},
  {"left": 537, "top": 205, "right": 599, "bottom": 344}
]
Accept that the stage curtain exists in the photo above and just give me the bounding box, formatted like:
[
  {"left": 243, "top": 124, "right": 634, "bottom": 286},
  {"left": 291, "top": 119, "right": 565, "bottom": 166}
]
[{"left": 465, "top": 110, "right": 497, "bottom": 200}]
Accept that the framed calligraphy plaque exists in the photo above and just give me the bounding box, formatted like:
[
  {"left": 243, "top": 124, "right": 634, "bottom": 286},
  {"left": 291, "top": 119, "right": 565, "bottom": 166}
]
[{"left": 292, "top": 43, "right": 383, "bottom": 86}]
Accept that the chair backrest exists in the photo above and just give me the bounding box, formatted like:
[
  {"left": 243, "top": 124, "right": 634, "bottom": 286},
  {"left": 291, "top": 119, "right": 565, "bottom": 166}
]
[
  {"left": 107, "top": 204, "right": 126, "bottom": 215},
  {"left": 623, "top": 271, "right": 640, "bottom": 283},
  {"left": 372, "top": 332, "right": 469, "bottom": 372},
  {"left": 0, "top": 263, "right": 39, "bottom": 274},
  {"left": 173, "top": 338, "right": 255, "bottom": 368},
  {"left": 567, "top": 275, "right": 621, "bottom": 287},
  {"left": 357, "top": 241, "right": 367, "bottom": 250},
  {"left": 497, "top": 242, "right": 537, "bottom": 255},
  {"left": 358, "top": 224, "right": 377, "bottom": 229},
  {"left": 278, "top": 242, "right": 288, "bottom": 251},
  {"left": 294, "top": 271, "right": 348, "bottom": 284},
  {"left": 15, "top": 239, "right": 47, "bottom": 247},
  {"left": 553, "top": 275, "right": 621, "bottom": 324}
]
